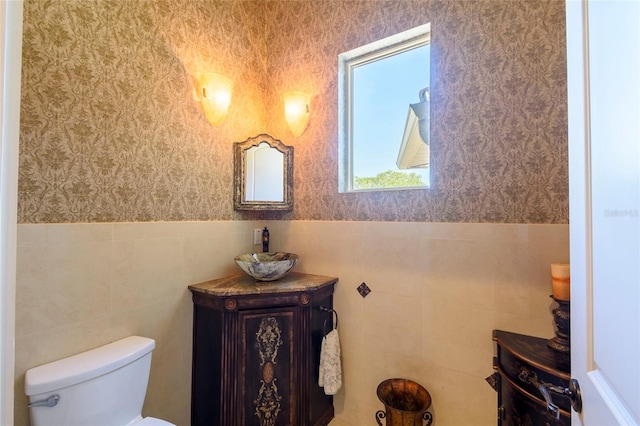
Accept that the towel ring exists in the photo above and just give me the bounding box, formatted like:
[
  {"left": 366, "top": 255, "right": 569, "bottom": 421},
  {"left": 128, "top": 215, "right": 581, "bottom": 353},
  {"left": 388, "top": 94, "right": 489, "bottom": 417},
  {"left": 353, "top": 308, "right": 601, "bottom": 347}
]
[{"left": 319, "top": 306, "right": 338, "bottom": 336}]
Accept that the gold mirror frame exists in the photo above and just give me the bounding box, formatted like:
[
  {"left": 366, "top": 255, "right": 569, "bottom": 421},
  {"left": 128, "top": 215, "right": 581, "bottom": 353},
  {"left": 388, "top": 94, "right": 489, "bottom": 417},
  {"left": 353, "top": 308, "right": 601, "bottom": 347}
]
[{"left": 234, "top": 134, "right": 293, "bottom": 211}]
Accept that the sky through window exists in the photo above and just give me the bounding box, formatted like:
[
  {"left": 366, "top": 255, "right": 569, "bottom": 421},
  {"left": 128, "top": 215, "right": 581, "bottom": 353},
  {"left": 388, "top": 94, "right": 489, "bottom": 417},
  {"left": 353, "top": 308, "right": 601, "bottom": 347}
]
[{"left": 352, "top": 44, "right": 430, "bottom": 185}]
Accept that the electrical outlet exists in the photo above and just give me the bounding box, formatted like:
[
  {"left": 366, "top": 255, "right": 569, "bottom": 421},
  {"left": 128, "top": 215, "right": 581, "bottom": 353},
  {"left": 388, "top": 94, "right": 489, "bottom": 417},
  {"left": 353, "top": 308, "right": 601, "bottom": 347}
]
[{"left": 253, "top": 228, "right": 262, "bottom": 245}]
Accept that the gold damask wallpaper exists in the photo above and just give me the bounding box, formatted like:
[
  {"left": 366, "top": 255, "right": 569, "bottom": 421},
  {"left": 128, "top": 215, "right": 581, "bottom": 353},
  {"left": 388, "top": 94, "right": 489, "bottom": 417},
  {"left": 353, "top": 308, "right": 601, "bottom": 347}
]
[
  {"left": 264, "top": 0, "right": 568, "bottom": 223},
  {"left": 18, "top": 0, "right": 568, "bottom": 224},
  {"left": 19, "top": 0, "right": 267, "bottom": 223}
]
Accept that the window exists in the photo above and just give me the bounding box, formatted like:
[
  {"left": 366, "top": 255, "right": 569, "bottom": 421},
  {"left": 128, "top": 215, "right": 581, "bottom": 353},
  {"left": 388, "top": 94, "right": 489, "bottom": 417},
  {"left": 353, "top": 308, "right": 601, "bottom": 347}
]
[{"left": 338, "top": 23, "right": 431, "bottom": 192}]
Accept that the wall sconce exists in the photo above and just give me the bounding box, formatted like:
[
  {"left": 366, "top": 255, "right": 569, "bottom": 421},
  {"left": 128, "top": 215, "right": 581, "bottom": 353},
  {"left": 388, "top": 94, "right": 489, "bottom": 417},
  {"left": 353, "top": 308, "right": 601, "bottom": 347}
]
[
  {"left": 200, "top": 73, "right": 232, "bottom": 126},
  {"left": 283, "top": 91, "right": 310, "bottom": 137}
]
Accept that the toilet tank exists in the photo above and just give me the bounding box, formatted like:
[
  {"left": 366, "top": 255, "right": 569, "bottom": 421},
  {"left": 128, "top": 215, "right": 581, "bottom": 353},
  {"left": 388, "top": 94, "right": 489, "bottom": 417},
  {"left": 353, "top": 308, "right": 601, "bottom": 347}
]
[{"left": 25, "top": 336, "right": 155, "bottom": 426}]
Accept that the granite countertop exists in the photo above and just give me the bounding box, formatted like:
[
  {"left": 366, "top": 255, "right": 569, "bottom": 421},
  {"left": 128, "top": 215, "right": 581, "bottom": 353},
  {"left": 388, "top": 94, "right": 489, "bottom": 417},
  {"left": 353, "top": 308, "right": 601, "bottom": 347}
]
[{"left": 188, "top": 272, "right": 338, "bottom": 297}]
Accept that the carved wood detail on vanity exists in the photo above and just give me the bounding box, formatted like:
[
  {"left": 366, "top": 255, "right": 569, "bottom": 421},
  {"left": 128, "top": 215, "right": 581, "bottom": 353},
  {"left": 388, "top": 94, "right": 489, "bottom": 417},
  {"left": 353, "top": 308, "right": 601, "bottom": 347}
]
[{"left": 189, "top": 272, "right": 337, "bottom": 426}]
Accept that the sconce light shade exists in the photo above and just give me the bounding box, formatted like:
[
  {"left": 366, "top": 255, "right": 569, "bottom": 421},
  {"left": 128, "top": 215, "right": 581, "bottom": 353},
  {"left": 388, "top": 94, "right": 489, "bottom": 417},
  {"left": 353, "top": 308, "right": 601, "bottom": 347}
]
[
  {"left": 200, "top": 73, "right": 232, "bottom": 126},
  {"left": 284, "top": 91, "right": 310, "bottom": 137}
]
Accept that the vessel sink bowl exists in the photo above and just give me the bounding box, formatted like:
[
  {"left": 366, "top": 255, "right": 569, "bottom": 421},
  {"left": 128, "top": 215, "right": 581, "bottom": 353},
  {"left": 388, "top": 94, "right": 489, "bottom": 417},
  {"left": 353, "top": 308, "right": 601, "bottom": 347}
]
[{"left": 234, "top": 252, "right": 299, "bottom": 281}]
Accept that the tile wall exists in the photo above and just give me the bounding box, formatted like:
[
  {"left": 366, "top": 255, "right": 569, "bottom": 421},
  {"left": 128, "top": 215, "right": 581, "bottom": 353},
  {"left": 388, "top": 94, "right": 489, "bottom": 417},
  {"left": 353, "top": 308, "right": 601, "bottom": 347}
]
[
  {"left": 270, "top": 220, "right": 569, "bottom": 425},
  {"left": 14, "top": 220, "right": 264, "bottom": 426},
  {"left": 15, "top": 220, "right": 568, "bottom": 426}
]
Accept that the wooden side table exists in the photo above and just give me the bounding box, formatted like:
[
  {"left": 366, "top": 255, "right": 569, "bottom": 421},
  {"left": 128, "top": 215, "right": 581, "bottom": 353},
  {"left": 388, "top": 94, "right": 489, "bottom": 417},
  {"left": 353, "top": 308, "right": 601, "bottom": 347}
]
[{"left": 489, "top": 330, "right": 571, "bottom": 425}]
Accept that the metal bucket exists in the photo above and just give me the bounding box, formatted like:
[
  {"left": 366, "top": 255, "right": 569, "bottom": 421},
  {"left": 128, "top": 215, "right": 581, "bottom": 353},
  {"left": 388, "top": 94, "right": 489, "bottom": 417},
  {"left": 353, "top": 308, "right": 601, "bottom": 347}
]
[{"left": 375, "top": 378, "right": 433, "bottom": 426}]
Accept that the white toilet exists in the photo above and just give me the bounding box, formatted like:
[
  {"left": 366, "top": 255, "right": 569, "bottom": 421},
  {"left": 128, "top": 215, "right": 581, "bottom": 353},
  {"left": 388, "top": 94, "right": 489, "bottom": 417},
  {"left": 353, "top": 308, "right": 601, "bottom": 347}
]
[{"left": 24, "top": 336, "right": 175, "bottom": 426}]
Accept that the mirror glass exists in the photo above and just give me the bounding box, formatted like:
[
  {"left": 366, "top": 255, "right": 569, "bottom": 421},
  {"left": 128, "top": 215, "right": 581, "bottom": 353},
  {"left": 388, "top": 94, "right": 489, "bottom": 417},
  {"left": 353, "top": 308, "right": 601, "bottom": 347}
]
[
  {"left": 244, "top": 142, "right": 284, "bottom": 201},
  {"left": 339, "top": 23, "right": 431, "bottom": 192},
  {"left": 234, "top": 134, "right": 293, "bottom": 210}
]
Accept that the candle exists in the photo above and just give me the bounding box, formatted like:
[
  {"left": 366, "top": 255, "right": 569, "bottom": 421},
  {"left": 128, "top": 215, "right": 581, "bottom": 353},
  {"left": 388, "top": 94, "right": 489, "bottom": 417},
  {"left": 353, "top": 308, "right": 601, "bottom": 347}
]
[{"left": 551, "top": 263, "right": 570, "bottom": 301}]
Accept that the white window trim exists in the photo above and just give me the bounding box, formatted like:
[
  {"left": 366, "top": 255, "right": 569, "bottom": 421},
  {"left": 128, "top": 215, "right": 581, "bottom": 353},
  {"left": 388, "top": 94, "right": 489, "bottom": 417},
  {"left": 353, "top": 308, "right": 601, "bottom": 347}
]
[{"left": 338, "top": 23, "right": 431, "bottom": 193}]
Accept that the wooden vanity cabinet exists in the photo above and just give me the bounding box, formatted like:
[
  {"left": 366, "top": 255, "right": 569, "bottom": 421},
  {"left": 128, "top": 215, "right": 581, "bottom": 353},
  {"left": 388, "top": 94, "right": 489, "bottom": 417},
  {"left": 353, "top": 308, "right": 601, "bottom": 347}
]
[
  {"left": 189, "top": 272, "right": 337, "bottom": 426},
  {"left": 491, "top": 330, "right": 571, "bottom": 426}
]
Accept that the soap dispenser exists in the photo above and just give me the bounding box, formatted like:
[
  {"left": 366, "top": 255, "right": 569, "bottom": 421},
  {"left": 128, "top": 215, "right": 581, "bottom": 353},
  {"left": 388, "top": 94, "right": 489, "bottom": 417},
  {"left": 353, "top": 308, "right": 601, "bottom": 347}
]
[{"left": 262, "top": 227, "right": 269, "bottom": 253}]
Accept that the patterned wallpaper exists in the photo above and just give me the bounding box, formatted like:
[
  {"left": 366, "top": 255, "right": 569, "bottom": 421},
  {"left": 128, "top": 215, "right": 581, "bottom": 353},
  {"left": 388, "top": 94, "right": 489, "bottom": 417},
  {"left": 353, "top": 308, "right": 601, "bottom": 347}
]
[
  {"left": 264, "top": 0, "right": 568, "bottom": 223},
  {"left": 18, "top": 0, "right": 568, "bottom": 224},
  {"left": 19, "top": 0, "right": 267, "bottom": 223}
]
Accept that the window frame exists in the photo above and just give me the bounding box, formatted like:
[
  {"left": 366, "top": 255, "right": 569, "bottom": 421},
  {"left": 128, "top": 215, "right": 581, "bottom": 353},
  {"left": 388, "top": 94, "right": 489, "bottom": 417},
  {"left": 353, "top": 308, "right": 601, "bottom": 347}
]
[{"left": 338, "top": 23, "right": 431, "bottom": 193}]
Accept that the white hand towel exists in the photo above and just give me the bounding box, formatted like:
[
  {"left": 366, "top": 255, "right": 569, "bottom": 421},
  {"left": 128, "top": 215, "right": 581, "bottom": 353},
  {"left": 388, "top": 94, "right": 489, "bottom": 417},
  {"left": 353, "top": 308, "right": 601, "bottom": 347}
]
[{"left": 318, "top": 328, "right": 342, "bottom": 395}]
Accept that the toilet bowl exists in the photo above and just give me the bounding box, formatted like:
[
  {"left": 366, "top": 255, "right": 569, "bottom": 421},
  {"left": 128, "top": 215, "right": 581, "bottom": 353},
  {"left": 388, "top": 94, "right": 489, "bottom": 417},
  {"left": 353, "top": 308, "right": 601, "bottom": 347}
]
[{"left": 24, "top": 336, "right": 175, "bottom": 426}]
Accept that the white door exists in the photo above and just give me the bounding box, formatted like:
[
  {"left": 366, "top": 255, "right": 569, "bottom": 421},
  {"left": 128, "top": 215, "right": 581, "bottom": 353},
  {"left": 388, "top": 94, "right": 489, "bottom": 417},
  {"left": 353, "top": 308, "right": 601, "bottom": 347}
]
[
  {"left": 0, "top": 1, "right": 23, "bottom": 424},
  {"left": 566, "top": 0, "right": 640, "bottom": 424}
]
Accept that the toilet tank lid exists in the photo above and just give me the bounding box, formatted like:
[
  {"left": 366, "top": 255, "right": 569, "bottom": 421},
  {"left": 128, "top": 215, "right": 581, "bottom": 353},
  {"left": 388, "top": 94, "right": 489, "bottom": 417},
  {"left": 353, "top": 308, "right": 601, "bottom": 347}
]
[{"left": 25, "top": 336, "right": 155, "bottom": 396}]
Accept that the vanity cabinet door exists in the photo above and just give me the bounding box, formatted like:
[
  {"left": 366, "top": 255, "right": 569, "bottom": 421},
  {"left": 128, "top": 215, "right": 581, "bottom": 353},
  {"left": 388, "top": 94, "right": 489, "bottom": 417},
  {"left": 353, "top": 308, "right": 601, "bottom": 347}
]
[{"left": 240, "top": 308, "right": 296, "bottom": 426}]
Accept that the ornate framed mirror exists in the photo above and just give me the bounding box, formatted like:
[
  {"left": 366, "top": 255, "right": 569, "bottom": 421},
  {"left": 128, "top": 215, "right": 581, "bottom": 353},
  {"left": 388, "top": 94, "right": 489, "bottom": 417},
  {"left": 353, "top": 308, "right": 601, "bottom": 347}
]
[{"left": 233, "top": 134, "right": 293, "bottom": 211}]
